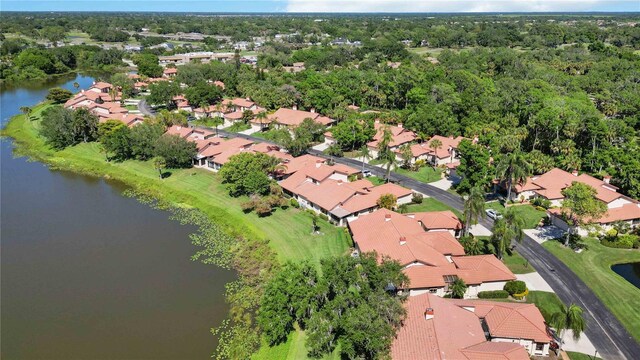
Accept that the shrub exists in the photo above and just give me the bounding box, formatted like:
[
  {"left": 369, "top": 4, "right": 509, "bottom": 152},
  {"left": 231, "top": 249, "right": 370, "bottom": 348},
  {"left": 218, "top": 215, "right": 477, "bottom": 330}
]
[
  {"left": 255, "top": 199, "right": 273, "bottom": 217},
  {"left": 241, "top": 200, "right": 256, "bottom": 213},
  {"left": 478, "top": 290, "right": 509, "bottom": 299},
  {"left": 318, "top": 213, "right": 329, "bottom": 222},
  {"left": 531, "top": 197, "right": 552, "bottom": 209},
  {"left": 504, "top": 280, "right": 527, "bottom": 296},
  {"left": 513, "top": 289, "right": 529, "bottom": 300},
  {"left": 290, "top": 198, "right": 300, "bottom": 208},
  {"left": 411, "top": 192, "right": 423, "bottom": 204}
]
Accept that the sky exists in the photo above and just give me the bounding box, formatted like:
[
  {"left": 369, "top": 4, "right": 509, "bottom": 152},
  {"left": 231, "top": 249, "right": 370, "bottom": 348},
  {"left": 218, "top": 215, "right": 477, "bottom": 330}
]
[{"left": 1, "top": 0, "right": 639, "bottom": 13}]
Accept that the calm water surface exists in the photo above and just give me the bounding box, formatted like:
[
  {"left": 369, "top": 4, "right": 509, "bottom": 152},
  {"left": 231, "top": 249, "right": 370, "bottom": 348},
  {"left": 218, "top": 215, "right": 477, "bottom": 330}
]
[
  {"left": 612, "top": 262, "right": 640, "bottom": 289},
  {"left": 1, "top": 74, "right": 235, "bottom": 359}
]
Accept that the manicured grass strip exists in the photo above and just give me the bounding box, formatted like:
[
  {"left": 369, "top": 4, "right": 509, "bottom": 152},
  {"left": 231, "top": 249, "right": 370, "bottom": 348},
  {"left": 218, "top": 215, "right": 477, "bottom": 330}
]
[
  {"left": 395, "top": 166, "right": 443, "bottom": 184},
  {"left": 485, "top": 202, "right": 546, "bottom": 229},
  {"left": 567, "top": 351, "right": 602, "bottom": 360},
  {"left": 475, "top": 236, "right": 534, "bottom": 274},
  {"left": 543, "top": 237, "right": 640, "bottom": 342},
  {"left": 525, "top": 291, "right": 565, "bottom": 323},
  {"left": 406, "top": 197, "right": 462, "bottom": 218}
]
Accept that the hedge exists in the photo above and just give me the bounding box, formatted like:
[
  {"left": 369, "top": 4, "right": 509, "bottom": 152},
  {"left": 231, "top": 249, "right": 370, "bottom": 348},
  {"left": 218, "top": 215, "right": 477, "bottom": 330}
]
[
  {"left": 478, "top": 290, "right": 509, "bottom": 299},
  {"left": 504, "top": 280, "right": 527, "bottom": 295}
]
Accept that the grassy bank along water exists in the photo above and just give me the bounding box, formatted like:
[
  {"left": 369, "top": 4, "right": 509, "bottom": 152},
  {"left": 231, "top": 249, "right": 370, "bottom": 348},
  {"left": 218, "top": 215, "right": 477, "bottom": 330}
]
[
  {"left": 1, "top": 102, "right": 351, "bottom": 359},
  {"left": 543, "top": 237, "right": 640, "bottom": 342}
]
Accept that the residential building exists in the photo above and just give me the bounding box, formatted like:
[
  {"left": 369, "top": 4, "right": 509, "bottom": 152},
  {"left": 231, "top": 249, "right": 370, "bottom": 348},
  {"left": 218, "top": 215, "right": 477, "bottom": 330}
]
[
  {"left": 280, "top": 162, "right": 412, "bottom": 225},
  {"left": 509, "top": 168, "right": 640, "bottom": 232},
  {"left": 348, "top": 209, "right": 516, "bottom": 297},
  {"left": 409, "top": 135, "right": 467, "bottom": 166},
  {"left": 267, "top": 107, "right": 334, "bottom": 130},
  {"left": 366, "top": 121, "right": 416, "bottom": 159},
  {"left": 391, "top": 293, "right": 550, "bottom": 359}
]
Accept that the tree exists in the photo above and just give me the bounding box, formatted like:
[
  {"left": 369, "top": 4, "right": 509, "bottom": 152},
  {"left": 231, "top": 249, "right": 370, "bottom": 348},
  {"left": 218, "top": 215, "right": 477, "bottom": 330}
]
[
  {"left": 153, "top": 134, "right": 197, "bottom": 168},
  {"left": 496, "top": 151, "right": 531, "bottom": 201},
  {"left": 100, "top": 122, "right": 132, "bottom": 161},
  {"left": 184, "top": 82, "right": 223, "bottom": 108},
  {"left": 255, "top": 110, "right": 268, "bottom": 131},
  {"left": 456, "top": 139, "right": 492, "bottom": 194},
  {"left": 459, "top": 235, "right": 483, "bottom": 255},
  {"left": 331, "top": 117, "right": 375, "bottom": 151},
  {"left": 219, "top": 152, "right": 279, "bottom": 196},
  {"left": 560, "top": 182, "right": 608, "bottom": 246},
  {"left": 153, "top": 156, "right": 166, "bottom": 179},
  {"left": 492, "top": 209, "right": 524, "bottom": 259},
  {"left": 211, "top": 116, "right": 224, "bottom": 136},
  {"left": 154, "top": 109, "right": 187, "bottom": 127},
  {"left": 359, "top": 145, "right": 371, "bottom": 173},
  {"left": 129, "top": 122, "right": 165, "bottom": 160},
  {"left": 428, "top": 138, "right": 443, "bottom": 168},
  {"left": 399, "top": 144, "right": 413, "bottom": 169},
  {"left": 110, "top": 73, "right": 135, "bottom": 100},
  {"left": 40, "top": 106, "right": 97, "bottom": 149},
  {"left": 40, "top": 26, "right": 66, "bottom": 46},
  {"left": 20, "top": 106, "right": 32, "bottom": 120},
  {"left": 46, "top": 87, "right": 73, "bottom": 104},
  {"left": 133, "top": 53, "right": 162, "bottom": 78},
  {"left": 381, "top": 149, "right": 398, "bottom": 183},
  {"left": 450, "top": 278, "right": 467, "bottom": 299},
  {"left": 40, "top": 106, "right": 76, "bottom": 149},
  {"left": 551, "top": 304, "right": 586, "bottom": 351},
  {"left": 376, "top": 193, "right": 397, "bottom": 210},
  {"left": 147, "top": 81, "right": 180, "bottom": 108},
  {"left": 462, "top": 186, "right": 485, "bottom": 237}
]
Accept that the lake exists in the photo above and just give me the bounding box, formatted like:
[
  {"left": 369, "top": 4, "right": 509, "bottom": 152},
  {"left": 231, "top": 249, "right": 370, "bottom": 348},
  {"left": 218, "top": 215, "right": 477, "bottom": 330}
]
[
  {"left": 1, "top": 74, "right": 235, "bottom": 359},
  {"left": 612, "top": 262, "right": 640, "bottom": 289}
]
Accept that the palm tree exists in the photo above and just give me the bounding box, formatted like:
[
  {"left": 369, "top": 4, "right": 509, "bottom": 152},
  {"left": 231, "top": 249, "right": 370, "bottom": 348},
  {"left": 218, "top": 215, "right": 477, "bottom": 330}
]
[
  {"left": 153, "top": 156, "right": 166, "bottom": 179},
  {"left": 551, "top": 303, "right": 586, "bottom": 352},
  {"left": 109, "top": 87, "right": 118, "bottom": 103},
  {"left": 20, "top": 106, "right": 32, "bottom": 120},
  {"left": 429, "top": 138, "right": 443, "bottom": 168},
  {"left": 492, "top": 209, "right": 524, "bottom": 259},
  {"left": 459, "top": 235, "right": 483, "bottom": 255},
  {"left": 256, "top": 110, "right": 268, "bottom": 131},
  {"left": 382, "top": 149, "right": 397, "bottom": 183},
  {"left": 359, "top": 144, "right": 371, "bottom": 173},
  {"left": 496, "top": 151, "right": 531, "bottom": 202},
  {"left": 450, "top": 278, "right": 467, "bottom": 299},
  {"left": 463, "top": 186, "right": 485, "bottom": 237}
]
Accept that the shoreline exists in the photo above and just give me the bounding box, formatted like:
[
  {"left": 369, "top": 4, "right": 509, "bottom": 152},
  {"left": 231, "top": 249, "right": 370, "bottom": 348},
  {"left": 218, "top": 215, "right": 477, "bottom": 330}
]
[{"left": 1, "top": 103, "right": 282, "bottom": 357}]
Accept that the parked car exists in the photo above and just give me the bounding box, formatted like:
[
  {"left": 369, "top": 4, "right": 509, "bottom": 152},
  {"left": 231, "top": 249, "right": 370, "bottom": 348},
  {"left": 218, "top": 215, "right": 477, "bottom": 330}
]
[
  {"left": 485, "top": 209, "right": 503, "bottom": 220},
  {"left": 362, "top": 170, "right": 372, "bottom": 177}
]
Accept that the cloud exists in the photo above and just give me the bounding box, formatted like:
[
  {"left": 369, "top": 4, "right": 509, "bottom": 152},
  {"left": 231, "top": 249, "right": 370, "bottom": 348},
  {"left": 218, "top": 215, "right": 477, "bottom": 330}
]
[{"left": 286, "top": 0, "right": 633, "bottom": 13}]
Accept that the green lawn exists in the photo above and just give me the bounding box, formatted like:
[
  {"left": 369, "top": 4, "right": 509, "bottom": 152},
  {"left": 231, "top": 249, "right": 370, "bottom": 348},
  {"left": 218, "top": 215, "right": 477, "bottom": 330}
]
[
  {"left": 485, "top": 201, "right": 546, "bottom": 229},
  {"left": 395, "top": 166, "right": 443, "bottom": 183},
  {"left": 367, "top": 175, "right": 386, "bottom": 186},
  {"left": 525, "top": 291, "right": 565, "bottom": 323},
  {"left": 567, "top": 351, "right": 602, "bottom": 360},
  {"left": 543, "top": 237, "right": 640, "bottom": 342},
  {"left": 224, "top": 122, "right": 251, "bottom": 132},
  {"left": 476, "top": 236, "right": 534, "bottom": 274},
  {"left": 2, "top": 104, "right": 350, "bottom": 269},
  {"left": 406, "top": 197, "right": 461, "bottom": 218},
  {"left": 253, "top": 328, "right": 340, "bottom": 360}
]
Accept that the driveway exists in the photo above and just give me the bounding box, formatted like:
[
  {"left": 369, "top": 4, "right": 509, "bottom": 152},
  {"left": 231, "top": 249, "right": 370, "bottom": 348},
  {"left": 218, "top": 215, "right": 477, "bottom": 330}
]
[
  {"left": 137, "top": 99, "right": 155, "bottom": 116},
  {"left": 524, "top": 226, "right": 564, "bottom": 244},
  {"left": 516, "top": 272, "right": 555, "bottom": 293}
]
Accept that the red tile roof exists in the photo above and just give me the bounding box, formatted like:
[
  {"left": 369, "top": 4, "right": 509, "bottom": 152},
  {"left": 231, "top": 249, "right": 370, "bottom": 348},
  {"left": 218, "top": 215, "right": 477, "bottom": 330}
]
[
  {"left": 410, "top": 135, "right": 466, "bottom": 159},
  {"left": 392, "top": 294, "right": 534, "bottom": 360},
  {"left": 517, "top": 168, "right": 625, "bottom": 204},
  {"left": 461, "top": 341, "right": 530, "bottom": 360},
  {"left": 450, "top": 299, "right": 551, "bottom": 343},
  {"left": 268, "top": 108, "right": 334, "bottom": 127},
  {"left": 412, "top": 210, "right": 463, "bottom": 231},
  {"left": 92, "top": 81, "right": 112, "bottom": 90},
  {"left": 452, "top": 255, "right": 517, "bottom": 285},
  {"left": 392, "top": 294, "right": 494, "bottom": 360},
  {"left": 165, "top": 125, "right": 194, "bottom": 139},
  {"left": 230, "top": 97, "right": 255, "bottom": 108}
]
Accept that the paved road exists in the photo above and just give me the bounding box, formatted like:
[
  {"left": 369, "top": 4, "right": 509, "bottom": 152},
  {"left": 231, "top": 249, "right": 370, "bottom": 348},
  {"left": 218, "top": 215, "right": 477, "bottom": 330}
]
[
  {"left": 137, "top": 99, "right": 155, "bottom": 116},
  {"left": 198, "top": 126, "right": 640, "bottom": 359}
]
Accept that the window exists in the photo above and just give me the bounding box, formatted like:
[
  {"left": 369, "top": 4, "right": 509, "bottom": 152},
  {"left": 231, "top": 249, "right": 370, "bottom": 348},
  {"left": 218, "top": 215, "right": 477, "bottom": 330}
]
[
  {"left": 429, "top": 288, "right": 438, "bottom": 294},
  {"left": 535, "top": 343, "right": 544, "bottom": 351}
]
